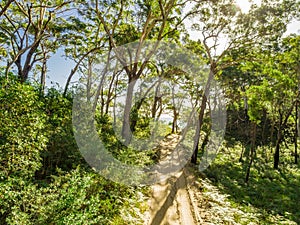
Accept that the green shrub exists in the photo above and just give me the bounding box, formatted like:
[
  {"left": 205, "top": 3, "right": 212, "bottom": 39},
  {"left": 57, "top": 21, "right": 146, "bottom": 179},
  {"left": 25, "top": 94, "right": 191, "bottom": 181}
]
[
  {"left": 0, "top": 81, "right": 148, "bottom": 225},
  {"left": 0, "top": 81, "right": 47, "bottom": 178},
  {"left": 0, "top": 80, "right": 47, "bottom": 223},
  {"left": 37, "top": 88, "right": 83, "bottom": 178},
  {"left": 2, "top": 167, "right": 145, "bottom": 225}
]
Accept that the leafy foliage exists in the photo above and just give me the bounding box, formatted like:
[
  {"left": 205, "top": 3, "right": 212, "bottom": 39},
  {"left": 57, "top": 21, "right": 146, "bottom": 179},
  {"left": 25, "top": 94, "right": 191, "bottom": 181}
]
[
  {"left": 0, "top": 79, "right": 47, "bottom": 179},
  {"left": 205, "top": 142, "right": 300, "bottom": 224},
  {"left": 0, "top": 79, "right": 148, "bottom": 224}
]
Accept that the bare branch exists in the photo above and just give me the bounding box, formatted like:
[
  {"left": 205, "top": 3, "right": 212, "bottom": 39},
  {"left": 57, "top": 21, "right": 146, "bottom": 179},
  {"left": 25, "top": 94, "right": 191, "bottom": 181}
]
[{"left": 0, "top": 0, "right": 14, "bottom": 17}]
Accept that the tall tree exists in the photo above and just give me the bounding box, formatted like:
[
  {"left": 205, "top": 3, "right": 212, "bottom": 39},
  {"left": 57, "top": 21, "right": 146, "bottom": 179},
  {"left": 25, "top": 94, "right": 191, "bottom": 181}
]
[
  {"left": 188, "top": 0, "right": 299, "bottom": 164},
  {"left": 246, "top": 35, "right": 300, "bottom": 169},
  {"left": 94, "top": 0, "right": 188, "bottom": 144},
  {"left": 0, "top": 0, "right": 70, "bottom": 83}
]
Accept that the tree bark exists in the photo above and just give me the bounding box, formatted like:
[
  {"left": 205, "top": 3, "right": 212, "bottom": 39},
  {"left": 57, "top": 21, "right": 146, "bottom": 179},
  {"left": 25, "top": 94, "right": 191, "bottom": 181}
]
[
  {"left": 245, "top": 122, "right": 256, "bottom": 183},
  {"left": 172, "top": 109, "right": 178, "bottom": 133},
  {"left": 0, "top": 0, "right": 15, "bottom": 17},
  {"left": 191, "top": 64, "right": 215, "bottom": 164},
  {"left": 274, "top": 116, "right": 282, "bottom": 170},
  {"left": 121, "top": 77, "right": 137, "bottom": 144},
  {"left": 40, "top": 58, "right": 47, "bottom": 95},
  {"left": 130, "top": 79, "right": 159, "bottom": 132},
  {"left": 151, "top": 79, "right": 162, "bottom": 119},
  {"left": 20, "top": 39, "right": 41, "bottom": 82},
  {"left": 105, "top": 71, "right": 118, "bottom": 115},
  {"left": 295, "top": 101, "right": 298, "bottom": 164},
  {"left": 274, "top": 93, "right": 299, "bottom": 169}
]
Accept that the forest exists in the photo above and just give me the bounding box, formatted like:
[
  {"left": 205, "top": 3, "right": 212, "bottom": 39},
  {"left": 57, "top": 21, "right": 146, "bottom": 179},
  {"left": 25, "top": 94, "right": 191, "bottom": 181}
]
[{"left": 0, "top": 0, "right": 300, "bottom": 224}]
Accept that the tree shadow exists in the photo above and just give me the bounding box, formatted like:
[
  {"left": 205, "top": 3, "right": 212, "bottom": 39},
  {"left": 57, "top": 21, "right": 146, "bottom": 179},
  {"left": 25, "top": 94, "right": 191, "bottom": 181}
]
[
  {"left": 149, "top": 172, "right": 186, "bottom": 225},
  {"left": 204, "top": 155, "right": 300, "bottom": 224}
]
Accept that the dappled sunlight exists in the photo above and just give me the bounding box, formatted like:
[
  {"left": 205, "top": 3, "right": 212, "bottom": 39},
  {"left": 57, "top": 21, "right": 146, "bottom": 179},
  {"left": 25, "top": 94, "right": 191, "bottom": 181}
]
[{"left": 202, "top": 143, "right": 300, "bottom": 224}]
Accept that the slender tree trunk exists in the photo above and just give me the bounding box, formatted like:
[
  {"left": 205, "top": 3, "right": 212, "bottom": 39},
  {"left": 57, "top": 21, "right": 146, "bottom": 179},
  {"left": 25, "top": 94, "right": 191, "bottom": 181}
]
[
  {"left": 274, "top": 94, "right": 300, "bottom": 168},
  {"left": 191, "top": 92, "right": 208, "bottom": 164},
  {"left": 87, "top": 59, "right": 92, "bottom": 102},
  {"left": 295, "top": 102, "right": 298, "bottom": 164},
  {"left": 270, "top": 121, "right": 275, "bottom": 151},
  {"left": 152, "top": 79, "right": 162, "bottom": 119},
  {"left": 156, "top": 102, "right": 163, "bottom": 120},
  {"left": 121, "top": 77, "right": 137, "bottom": 144},
  {"left": 152, "top": 96, "right": 160, "bottom": 119},
  {"left": 63, "top": 47, "right": 101, "bottom": 97},
  {"left": 100, "top": 88, "right": 105, "bottom": 116},
  {"left": 40, "top": 58, "right": 47, "bottom": 95},
  {"left": 105, "top": 96, "right": 112, "bottom": 115},
  {"left": 130, "top": 79, "right": 159, "bottom": 131},
  {"left": 239, "top": 145, "right": 244, "bottom": 163},
  {"left": 274, "top": 135, "right": 281, "bottom": 170},
  {"left": 191, "top": 65, "right": 215, "bottom": 164},
  {"left": 245, "top": 122, "right": 256, "bottom": 183},
  {"left": 172, "top": 109, "right": 178, "bottom": 133},
  {"left": 261, "top": 110, "right": 268, "bottom": 145},
  {"left": 274, "top": 119, "right": 282, "bottom": 170},
  {"left": 105, "top": 72, "right": 118, "bottom": 114}
]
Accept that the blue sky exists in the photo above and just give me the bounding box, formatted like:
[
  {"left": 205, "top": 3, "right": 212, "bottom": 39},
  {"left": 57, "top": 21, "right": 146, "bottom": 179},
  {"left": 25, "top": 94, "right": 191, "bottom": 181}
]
[{"left": 46, "top": 49, "right": 75, "bottom": 88}]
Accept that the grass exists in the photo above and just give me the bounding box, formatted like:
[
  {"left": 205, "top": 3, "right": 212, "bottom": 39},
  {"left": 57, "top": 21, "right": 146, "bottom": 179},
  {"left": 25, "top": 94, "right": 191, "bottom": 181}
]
[{"left": 203, "top": 140, "right": 300, "bottom": 224}]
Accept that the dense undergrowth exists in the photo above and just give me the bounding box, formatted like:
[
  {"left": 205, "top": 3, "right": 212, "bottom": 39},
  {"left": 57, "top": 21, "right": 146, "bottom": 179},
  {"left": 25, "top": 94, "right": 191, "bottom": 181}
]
[
  {"left": 204, "top": 140, "right": 300, "bottom": 224},
  {"left": 0, "top": 79, "right": 152, "bottom": 224},
  {"left": 2, "top": 77, "right": 300, "bottom": 224}
]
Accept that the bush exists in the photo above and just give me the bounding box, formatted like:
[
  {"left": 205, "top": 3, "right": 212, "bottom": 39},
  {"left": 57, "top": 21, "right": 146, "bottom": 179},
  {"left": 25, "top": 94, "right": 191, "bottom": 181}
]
[
  {"left": 37, "top": 88, "right": 83, "bottom": 178},
  {"left": 0, "top": 80, "right": 47, "bottom": 223},
  {"left": 0, "top": 81, "right": 47, "bottom": 178},
  {"left": 2, "top": 167, "right": 145, "bottom": 225}
]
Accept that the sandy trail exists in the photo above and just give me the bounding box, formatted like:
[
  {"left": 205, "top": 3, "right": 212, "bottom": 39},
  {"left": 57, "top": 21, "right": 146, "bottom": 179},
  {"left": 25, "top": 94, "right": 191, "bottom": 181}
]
[{"left": 147, "top": 134, "right": 200, "bottom": 225}]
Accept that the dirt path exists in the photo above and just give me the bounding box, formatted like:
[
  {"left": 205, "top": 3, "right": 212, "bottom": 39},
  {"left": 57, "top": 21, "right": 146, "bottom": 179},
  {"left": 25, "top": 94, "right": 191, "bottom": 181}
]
[
  {"left": 146, "top": 134, "right": 201, "bottom": 225},
  {"left": 143, "top": 135, "right": 299, "bottom": 225}
]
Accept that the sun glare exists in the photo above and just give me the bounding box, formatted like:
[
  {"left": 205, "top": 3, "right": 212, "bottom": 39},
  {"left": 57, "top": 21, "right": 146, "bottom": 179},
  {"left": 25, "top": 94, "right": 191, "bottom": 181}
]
[{"left": 236, "top": 0, "right": 261, "bottom": 13}]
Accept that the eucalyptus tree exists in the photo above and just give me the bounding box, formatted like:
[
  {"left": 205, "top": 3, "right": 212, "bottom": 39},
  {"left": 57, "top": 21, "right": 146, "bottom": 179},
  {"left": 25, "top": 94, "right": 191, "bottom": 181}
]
[
  {"left": 62, "top": 0, "right": 110, "bottom": 97},
  {"left": 92, "top": 0, "right": 190, "bottom": 144},
  {"left": 0, "top": 0, "right": 70, "bottom": 86},
  {"left": 187, "top": 0, "right": 300, "bottom": 164},
  {"left": 246, "top": 35, "right": 300, "bottom": 169}
]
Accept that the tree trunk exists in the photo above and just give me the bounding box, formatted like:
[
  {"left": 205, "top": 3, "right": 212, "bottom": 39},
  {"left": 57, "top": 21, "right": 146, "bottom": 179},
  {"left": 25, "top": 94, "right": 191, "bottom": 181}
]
[
  {"left": 40, "top": 58, "right": 47, "bottom": 95},
  {"left": 261, "top": 110, "right": 268, "bottom": 145},
  {"left": 152, "top": 96, "right": 160, "bottom": 119},
  {"left": 121, "top": 77, "right": 137, "bottom": 144},
  {"left": 100, "top": 88, "right": 105, "bottom": 116},
  {"left": 105, "top": 72, "right": 118, "bottom": 114},
  {"left": 295, "top": 101, "right": 298, "bottom": 164},
  {"left": 274, "top": 95, "right": 300, "bottom": 168},
  {"left": 152, "top": 79, "right": 162, "bottom": 119},
  {"left": 274, "top": 122, "right": 282, "bottom": 170},
  {"left": 274, "top": 137, "right": 281, "bottom": 170},
  {"left": 129, "top": 79, "right": 159, "bottom": 132},
  {"left": 239, "top": 145, "right": 244, "bottom": 163},
  {"left": 130, "top": 98, "right": 144, "bottom": 132},
  {"left": 172, "top": 109, "right": 178, "bottom": 133},
  {"left": 245, "top": 122, "right": 256, "bottom": 183},
  {"left": 191, "top": 65, "right": 215, "bottom": 164},
  {"left": 63, "top": 47, "right": 101, "bottom": 97},
  {"left": 270, "top": 122, "right": 275, "bottom": 149},
  {"left": 21, "top": 40, "right": 41, "bottom": 82}
]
